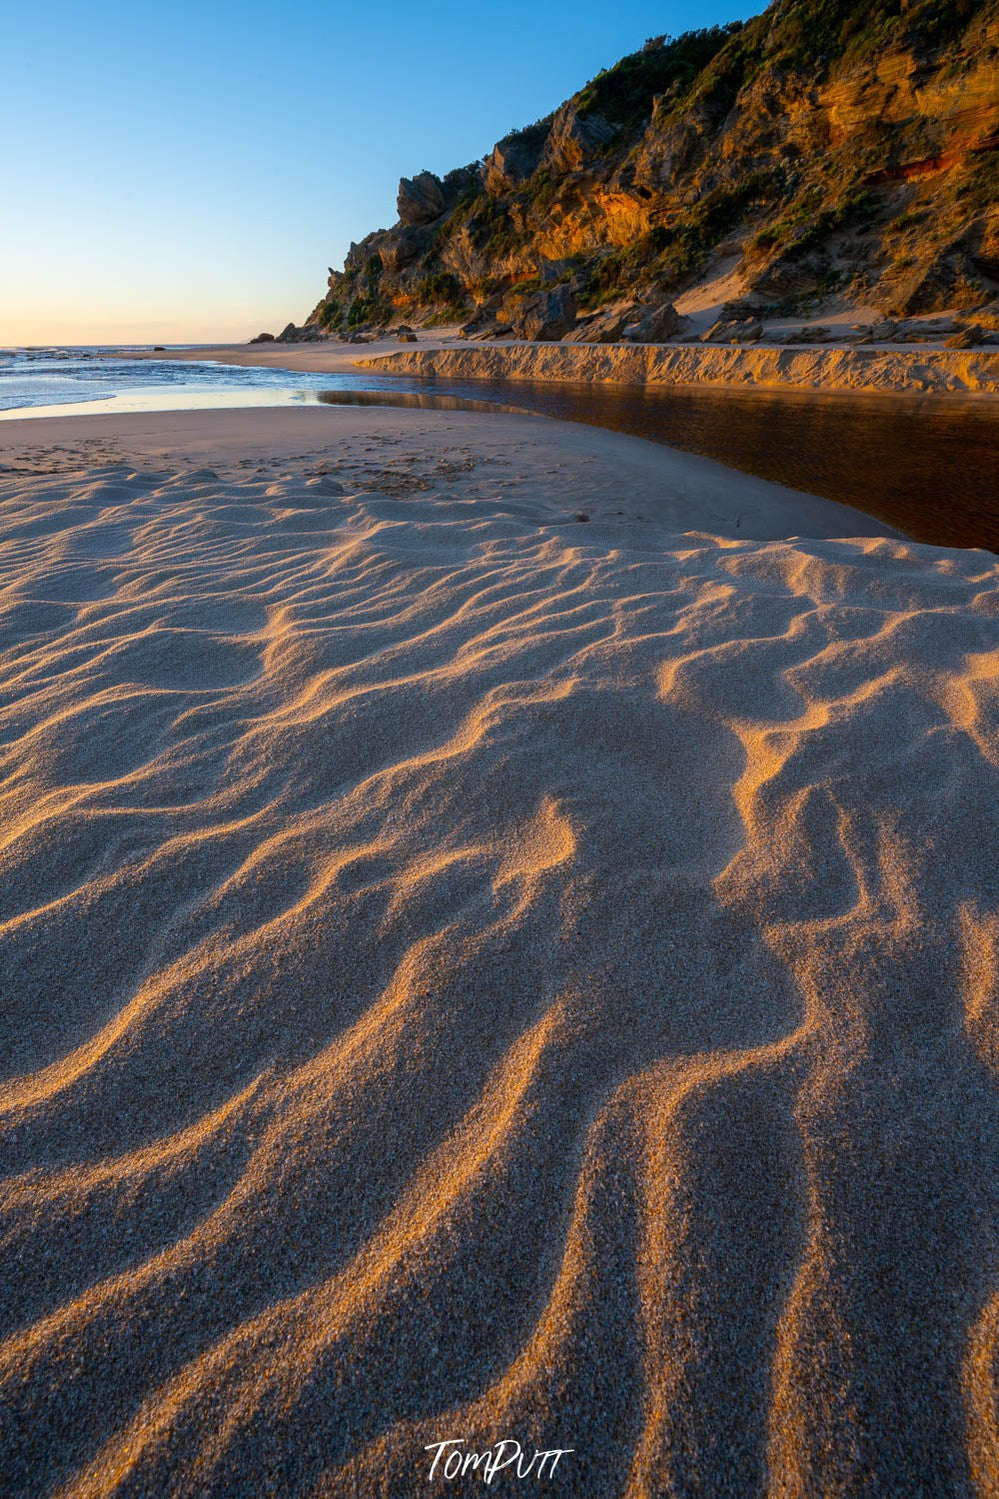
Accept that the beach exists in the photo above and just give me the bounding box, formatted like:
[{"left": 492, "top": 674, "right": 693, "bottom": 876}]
[
  {"left": 111, "top": 331, "right": 999, "bottom": 398},
  {"left": 0, "top": 402, "right": 997, "bottom": 1496}
]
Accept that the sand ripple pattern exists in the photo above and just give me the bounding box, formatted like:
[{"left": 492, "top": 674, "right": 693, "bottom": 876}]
[{"left": 0, "top": 465, "right": 997, "bottom": 1496}]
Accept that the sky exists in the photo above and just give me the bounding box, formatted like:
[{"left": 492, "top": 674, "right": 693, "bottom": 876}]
[{"left": 1, "top": 0, "right": 756, "bottom": 345}]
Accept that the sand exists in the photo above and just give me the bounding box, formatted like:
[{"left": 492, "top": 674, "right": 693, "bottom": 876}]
[
  {"left": 361, "top": 341, "right": 999, "bottom": 398},
  {"left": 112, "top": 333, "right": 999, "bottom": 397},
  {"left": 0, "top": 405, "right": 996, "bottom": 1497}
]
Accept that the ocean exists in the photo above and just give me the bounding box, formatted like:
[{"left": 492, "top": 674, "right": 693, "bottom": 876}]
[{"left": 0, "top": 347, "right": 381, "bottom": 418}]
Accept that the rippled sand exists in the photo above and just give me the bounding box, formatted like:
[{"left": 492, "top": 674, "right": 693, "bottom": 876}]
[{"left": 0, "top": 409, "right": 996, "bottom": 1496}]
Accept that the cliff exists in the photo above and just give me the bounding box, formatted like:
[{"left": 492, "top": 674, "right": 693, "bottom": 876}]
[{"left": 303, "top": 0, "right": 999, "bottom": 341}]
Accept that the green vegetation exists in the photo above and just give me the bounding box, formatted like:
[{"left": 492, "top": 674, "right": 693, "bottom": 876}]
[
  {"left": 416, "top": 271, "right": 465, "bottom": 307},
  {"left": 956, "top": 153, "right": 999, "bottom": 215},
  {"left": 412, "top": 270, "right": 467, "bottom": 322},
  {"left": 306, "top": 0, "right": 995, "bottom": 332},
  {"left": 760, "top": 0, "right": 982, "bottom": 73},
  {"left": 886, "top": 207, "right": 929, "bottom": 236},
  {"left": 466, "top": 196, "right": 523, "bottom": 257},
  {"left": 526, "top": 168, "right": 560, "bottom": 214},
  {"left": 752, "top": 186, "right": 883, "bottom": 257},
  {"left": 339, "top": 252, "right": 394, "bottom": 327},
  {"left": 346, "top": 294, "right": 391, "bottom": 327},
  {"left": 645, "top": 171, "right": 780, "bottom": 281},
  {"left": 494, "top": 117, "right": 553, "bottom": 157},
  {"left": 576, "top": 25, "right": 741, "bottom": 132},
  {"left": 507, "top": 276, "right": 545, "bottom": 296},
  {"left": 576, "top": 170, "right": 782, "bottom": 304},
  {"left": 663, "top": 26, "right": 763, "bottom": 124}
]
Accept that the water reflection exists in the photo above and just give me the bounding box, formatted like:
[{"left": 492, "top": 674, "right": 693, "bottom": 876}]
[
  {"left": 314, "top": 380, "right": 999, "bottom": 553},
  {"left": 314, "top": 389, "right": 526, "bottom": 416}
]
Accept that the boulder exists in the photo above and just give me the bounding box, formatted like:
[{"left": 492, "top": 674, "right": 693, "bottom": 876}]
[
  {"left": 513, "top": 286, "right": 577, "bottom": 341},
  {"left": 273, "top": 322, "right": 326, "bottom": 343},
  {"left": 701, "top": 317, "right": 761, "bottom": 344},
  {"left": 729, "top": 318, "right": 764, "bottom": 343},
  {"left": 460, "top": 292, "right": 509, "bottom": 338},
  {"left": 460, "top": 313, "right": 514, "bottom": 340},
  {"left": 396, "top": 172, "right": 446, "bottom": 227},
  {"left": 622, "top": 302, "right": 680, "bottom": 343},
  {"left": 563, "top": 303, "right": 641, "bottom": 343},
  {"left": 397, "top": 332, "right": 418, "bottom": 343},
  {"left": 250, "top": 332, "right": 275, "bottom": 343},
  {"left": 562, "top": 322, "right": 599, "bottom": 343},
  {"left": 945, "top": 326, "right": 989, "bottom": 348},
  {"left": 748, "top": 248, "right": 831, "bottom": 299},
  {"left": 888, "top": 253, "right": 963, "bottom": 317},
  {"left": 459, "top": 309, "right": 490, "bottom": 338}
]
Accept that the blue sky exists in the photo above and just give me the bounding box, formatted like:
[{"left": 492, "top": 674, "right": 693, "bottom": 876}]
[{"left": 2, "top": 0, "right": 755, "bottom": 344}]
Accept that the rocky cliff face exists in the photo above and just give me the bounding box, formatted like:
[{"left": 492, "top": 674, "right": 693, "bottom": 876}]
[{"left": 304, "top": 0, "right": 999, "bottom": 338}]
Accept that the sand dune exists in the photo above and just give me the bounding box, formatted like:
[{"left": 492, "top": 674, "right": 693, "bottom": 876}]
[{"left": 0, "top": 408, "right": 996, "bottom": 1496}]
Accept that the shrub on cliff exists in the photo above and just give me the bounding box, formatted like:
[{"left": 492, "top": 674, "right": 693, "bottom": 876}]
[
  {"left": 576, "top": 24, "right": 741, "bottom": 133},
  {"left": 303, "top": 0, "right": 999, "bottom": 330}
]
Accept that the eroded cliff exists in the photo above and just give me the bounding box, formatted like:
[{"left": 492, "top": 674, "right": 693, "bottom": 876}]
[{"left": 303, "top": 0, "right": 999, "bottom": 338}]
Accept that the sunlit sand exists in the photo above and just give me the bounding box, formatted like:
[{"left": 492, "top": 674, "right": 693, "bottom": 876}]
[{"left": 0, "top": 406, "right": 995, "bottom": 1495}]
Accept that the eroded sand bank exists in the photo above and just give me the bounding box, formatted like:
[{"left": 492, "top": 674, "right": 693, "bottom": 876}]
[
  {"left": 110, "top": 335, "right": 999, "bottom": 397},
  {"left": 362, "top": 339, "right": 999, "bottom": 397},
  {"left": 0, "top": 407, "right": 996, "bottom": 1496}
]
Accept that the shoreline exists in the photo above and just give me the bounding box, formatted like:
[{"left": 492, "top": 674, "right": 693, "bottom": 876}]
[
  {"left": 7, "top": 359, "right": 996, "bottom": 549},
  {"left": 104, "top": 336, "right": 999, "bottom": 399}
]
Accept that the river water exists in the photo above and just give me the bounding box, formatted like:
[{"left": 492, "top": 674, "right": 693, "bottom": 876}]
[{"left": 1, "top": 349, "right": 996, "bottom": 551}]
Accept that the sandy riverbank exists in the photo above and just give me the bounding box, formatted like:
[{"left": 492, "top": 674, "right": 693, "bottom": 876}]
[
  {"left": 361, "top": 338, "right": 999, "bottom": 396},
  {"left": 0, "top": 406, "right": 996, "bottom": 1495},
  {"left": 114, "top": 333, "right": 999, "bottom": 397}
]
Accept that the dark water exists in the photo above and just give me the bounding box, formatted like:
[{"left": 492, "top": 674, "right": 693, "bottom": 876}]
[
  {"left": 318, "top": 381, "right": 999, "bottom": 553},
  {"left": 2, "top": 350, "right": 995, "bottom": 551}
]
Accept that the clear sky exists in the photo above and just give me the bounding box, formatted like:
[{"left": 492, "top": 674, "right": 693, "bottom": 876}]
[{"left": 2, "top": 0, "right": 756, "bottom": 345}]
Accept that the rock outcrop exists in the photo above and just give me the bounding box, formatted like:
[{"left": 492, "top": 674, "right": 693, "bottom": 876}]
[
  {"left": 397, "top": 172, "right": 446, "bottom": 227},
  {"left": 481, "top": 126, "right": 548, "bottom": 196},
  {"left": 303, "top": 0, "right": 999, "bottom": 340},
  {"left": 514, "top": 286, "right": 578, "bottom": 341},
  {"left": 274, "top": 322, "right": 325, "bottom": 344},
  {"left": 624, "top": 303, "right": 680, "bottom": 343}
]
